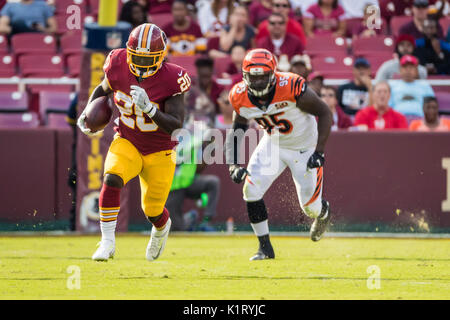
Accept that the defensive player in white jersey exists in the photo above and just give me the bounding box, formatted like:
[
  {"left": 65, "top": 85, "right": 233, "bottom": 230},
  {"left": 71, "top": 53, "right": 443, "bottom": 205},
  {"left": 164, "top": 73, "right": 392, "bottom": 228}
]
[{"left": 225, "top": 49, "right": 333, "bottom": 260}]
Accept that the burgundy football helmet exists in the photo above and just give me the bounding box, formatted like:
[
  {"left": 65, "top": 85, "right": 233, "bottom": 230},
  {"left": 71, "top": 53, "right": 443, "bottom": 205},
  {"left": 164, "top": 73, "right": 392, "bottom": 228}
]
[{"left": 126, "top": 23, "right": 168, "bottom": 79}]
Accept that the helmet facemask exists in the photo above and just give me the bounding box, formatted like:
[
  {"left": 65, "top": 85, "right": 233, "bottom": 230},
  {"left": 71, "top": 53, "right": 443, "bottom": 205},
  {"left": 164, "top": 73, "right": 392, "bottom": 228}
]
[
  {"left": 243, "top": 68, "right": 276, "bottom": 97},
  {"left": 126, "top": 47, "right": 167, "bottom": 80}
]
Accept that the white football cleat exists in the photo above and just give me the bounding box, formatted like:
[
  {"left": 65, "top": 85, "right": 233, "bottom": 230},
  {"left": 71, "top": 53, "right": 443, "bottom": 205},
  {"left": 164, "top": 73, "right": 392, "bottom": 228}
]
[
  {"left": 146, "top": 218, "right": 171, "bottom": 261},
  {"left": 92, "top": 239, "right": 115, "bottom": 261}
]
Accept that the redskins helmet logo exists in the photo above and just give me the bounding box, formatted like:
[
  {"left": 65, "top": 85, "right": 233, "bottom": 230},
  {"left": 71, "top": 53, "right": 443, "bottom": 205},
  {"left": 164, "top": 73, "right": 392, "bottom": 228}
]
[{"left": 126, "top": 23, "right": 168, "bottom": 80}]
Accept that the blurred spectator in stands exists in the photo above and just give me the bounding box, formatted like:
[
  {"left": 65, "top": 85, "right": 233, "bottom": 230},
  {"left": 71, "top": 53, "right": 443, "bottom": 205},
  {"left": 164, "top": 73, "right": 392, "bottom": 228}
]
[
  {"left": 167, "top": 128, "right": 220, "bottom": 232},
  {"left": 163, "top": 0, "right": 206, "bottom": 56},
  {"left": 215, "top": 89, "right": 234, "bottom": 129},
  {"left": 415, "top": 18, "right": 450, "bottom": 75},
  {"left": 255, "top": 0, "right": 307, "bottom": 47},
  {"left": 219, "top": 5, "right": 255, "bottom": 54},
  {"left": 0, "top": 0, "right": 57, "bottom": 36},
  {"left": 307, "top": 71, "right": 324, "bottom": 95},
  {"left": 119, "top": 0, "right": 148, "bottom": 29},
  {"left": 337, "top": 57, "right": 373, "bottom": 115},
  {"left": 0, "top": 0, "right": 5, "bottom": 11},
  {"left": 148, "top": 0, "right": 173, "bottom": 14},
  {"left": 191, "top": 57, "right": 225, "bottom": 115},
  {"left": 388, "top": 55, "right": 435, "bottom": 116},
  {"left": 256, "top": 12, "right": 304, "bottom": 61},
  {"left": 399, "top": 0, "right": 444, "bottom": 39},
  {"left": 353, "top": 3, "right": 384, "bottom": 39},
  {"left": 248, "top": 0, "right": 273, "bottom": 27},
  {"left": 302, "top": 0, "right": 346, "bottom": 38},
  {"left": 339, "top": 0, "right": 380, "bottom": 19},
  {"left": 320, "top": 85, "right": 352, "bottom": 130},
  {"left": 376, "top": 34, "right": 428, "bottom": 81},
  {"left": 379, "top": 0, "right": 414, "bottom": 24},
  {"left": 221, "top": 45, "right": 245, "bottom": 84},
  {"left": 409, "top": 96, "right": 450, "bottom": 131},
  {"left": 354, "top": 81, "right": 408, "bottom": 130},
  {"left": 290, "top": 54, "right": 311, "bottom": 79},
  {"left": 197, "top": 0, "right": 235, "bottom": 37}
]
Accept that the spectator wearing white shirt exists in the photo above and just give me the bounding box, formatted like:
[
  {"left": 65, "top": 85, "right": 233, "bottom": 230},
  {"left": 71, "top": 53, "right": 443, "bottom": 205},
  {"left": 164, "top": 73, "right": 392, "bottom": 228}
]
[{"left": 196, "top": 0, "right": 235, "bottom": 38}]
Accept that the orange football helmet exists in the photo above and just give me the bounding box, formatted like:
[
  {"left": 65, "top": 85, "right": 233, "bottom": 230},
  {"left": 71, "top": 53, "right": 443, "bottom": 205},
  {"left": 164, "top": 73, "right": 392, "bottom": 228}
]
[
  {"left": 126, "top": 23, "right": 168, "bottom": 80},
  {"left": 242, "top": 48, "right": 278, "bottom": 97}
]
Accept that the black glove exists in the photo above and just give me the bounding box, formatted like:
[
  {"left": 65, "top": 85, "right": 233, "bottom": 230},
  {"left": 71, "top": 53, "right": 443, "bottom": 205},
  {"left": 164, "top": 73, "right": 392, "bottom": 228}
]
[
  {"left": 229, "top": 165, "right": 249, "bottom": 184},
  {"left": 307, "top": 151, "right": 324, "bottom": 169}
]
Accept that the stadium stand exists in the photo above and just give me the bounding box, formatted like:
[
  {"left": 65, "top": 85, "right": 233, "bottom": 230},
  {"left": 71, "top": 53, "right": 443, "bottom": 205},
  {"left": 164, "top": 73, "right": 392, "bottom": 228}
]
[
  {"left": 0, "top": 35, "right": 8, "bottom": 54},
  {"left": 437, "top": 92, "right": 450, "bottom": 114},
  {"left": 0, "top": 112, "right": 39, "bottom": 128},
  {"left": 46, "top": 113, "right": 71, "bottom": 129},
  {"left": 0, "top": 54, "right": 16, "bottom": 77},
  {"left": 19, "top": 54, "right": 65, "bottom": 78},
  {"left": 304, "top": 35, "right": 348, "bottom": 57},
  {"left": 352, "top": 36, "right": 395, "bottom": 56},
  {"left": 0, "top": 91, "right": 28, "bottom": 112},
  {"left": 11, "top": 33, "right": 57, "bottom": 57},
  {"left": 39, "top": 91, "right": 74, "bottom": 125}
]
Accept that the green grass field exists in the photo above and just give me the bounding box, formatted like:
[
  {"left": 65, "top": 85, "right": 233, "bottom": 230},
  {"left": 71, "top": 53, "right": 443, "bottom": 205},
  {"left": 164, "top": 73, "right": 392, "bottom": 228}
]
[{"left": 0, "top": 235, "right": 449, "bottom": 300}]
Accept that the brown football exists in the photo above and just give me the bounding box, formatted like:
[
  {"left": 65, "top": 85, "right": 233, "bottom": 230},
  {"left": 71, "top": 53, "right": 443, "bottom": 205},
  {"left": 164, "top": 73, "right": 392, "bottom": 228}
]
[{"left": 84, "top": 96, "right": 112, "bottom": 133}]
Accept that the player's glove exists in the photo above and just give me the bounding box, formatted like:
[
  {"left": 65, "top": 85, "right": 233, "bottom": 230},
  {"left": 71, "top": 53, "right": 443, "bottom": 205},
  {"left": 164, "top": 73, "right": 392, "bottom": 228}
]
[
  {"left": 307, "top": 151, "right": 325, "bottom": 169},
  {"left": 77, "top": 112, "right": 103, "bottom": 137},
  {"left": 229, "top": 164, "right": 249, "bottom": 184},
  {"left": 130, "top": 85, "right": 158, "bottom": 117}
]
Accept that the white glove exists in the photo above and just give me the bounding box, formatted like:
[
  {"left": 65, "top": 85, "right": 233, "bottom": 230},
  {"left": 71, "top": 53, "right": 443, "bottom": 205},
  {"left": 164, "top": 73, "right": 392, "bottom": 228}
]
[
  {"left": 130, "top": 85, "right": 157, "bottom": 117},
  {"left": 77, "top": 112, "right": 103, "bottom": 137}
]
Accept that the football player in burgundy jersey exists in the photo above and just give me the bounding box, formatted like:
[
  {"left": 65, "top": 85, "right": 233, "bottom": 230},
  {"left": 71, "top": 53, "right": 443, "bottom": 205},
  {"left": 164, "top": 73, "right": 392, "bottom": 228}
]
[
  {"left": 77, "top": 23, "right": 191, "bottom": 262},
  {"left": 225, "top": 49, "right": 333, "bottom": 260}
]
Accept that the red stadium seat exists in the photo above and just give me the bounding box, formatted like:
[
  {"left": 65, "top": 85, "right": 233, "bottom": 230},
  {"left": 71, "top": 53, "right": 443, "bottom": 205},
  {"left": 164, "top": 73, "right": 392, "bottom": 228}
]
[
  {"left": 0, "top": 112, "right": 39, "bottom": 128},
  {"left": 352, "top": 36, "right": 395, "bottom": 56},
  {"left": 390, "top": 16, "right": 412, "bottom": 37},
  {"left": 0, "top": 91, "right": 28, "bottom": 112},
  {"left": 11, "top": 33, "right": 57, "bottom": 56},
  {"left": 55, "top": 0, "right": 88, "bottom": 14},
  {"left": 19, "top": 54, "right": 65, "bottom": 78},
  {"left": 311, "top": 55, "right": 354, "bottom": 78},
  {"left": 436, "top": 92, "right": 450, "bottom": 114},
  {"left": 39, "top": 91, "right": 74, "bottom": 123},
  {"left": 304, "top": 35, "right": 348, "bottom": 57},
  {"left": 0, "top": 34, "right": 8, "bottom": 53},
  {"left": 149, "top": 13, "right": 173, "bottom": 28},
  {"left": 0, "top": 54, "right": 16, "bottom": 77},
  {"left": 60, "top": 32, "right": 83, "bottom": 56},
  {"left": 67, "top": 54, "right": 81, "bottom": 77},
  {"left": 167, "top": 55, "right": 198, "bottom": 79},
  {"left": 46, "top": 113, "right": 71, "bottom": 129}
]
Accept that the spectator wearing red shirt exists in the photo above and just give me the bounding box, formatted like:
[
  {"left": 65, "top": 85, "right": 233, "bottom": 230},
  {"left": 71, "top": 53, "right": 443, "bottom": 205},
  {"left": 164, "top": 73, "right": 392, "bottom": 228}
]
[
  {"left": 302, "top": 0, "right": 346, "bottom": 38},
  {"left": 399, "top": 0, "right": 444, "bottom": 39},
  {"left": 193, "top": 57, "right": 225, "bottom": 115},
  {"left": 148, "top": 0, "right": 173, "bottom": 15},
  {"left": 354, "top": 81, "right": 408, "bottom": 130},
  {"left": 320, "top": 85, "right": 352, "bottom": 130},
  {"left": 256, "top": 12, "right": 304, "bottom": 61},
  {"left": 248, "top": 0, "right": 273, "bottom": 27},
  {"left": 255, "top": 0, "right": 307, "bottom": 47},
  {"left": 162, "top": 0, "right": 206, "bottom": 56}
]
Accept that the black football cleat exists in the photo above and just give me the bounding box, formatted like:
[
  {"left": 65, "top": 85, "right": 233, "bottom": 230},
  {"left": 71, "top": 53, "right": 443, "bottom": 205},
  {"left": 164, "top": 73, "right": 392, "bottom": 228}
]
[
  {"left": 250, "top": 237, "right": 275, "bottom": 261},
  {"left": 310, "top": 200, "right": 331, "bottom": 242},
  {"left": 249, "top": 250, "right": 275, "bottom": 261}
]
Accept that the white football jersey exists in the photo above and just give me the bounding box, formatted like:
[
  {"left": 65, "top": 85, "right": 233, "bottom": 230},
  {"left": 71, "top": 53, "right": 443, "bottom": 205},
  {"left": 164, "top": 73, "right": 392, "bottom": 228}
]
[{"left": 229, "top": 72, "right": 318, "bottom": 150}]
